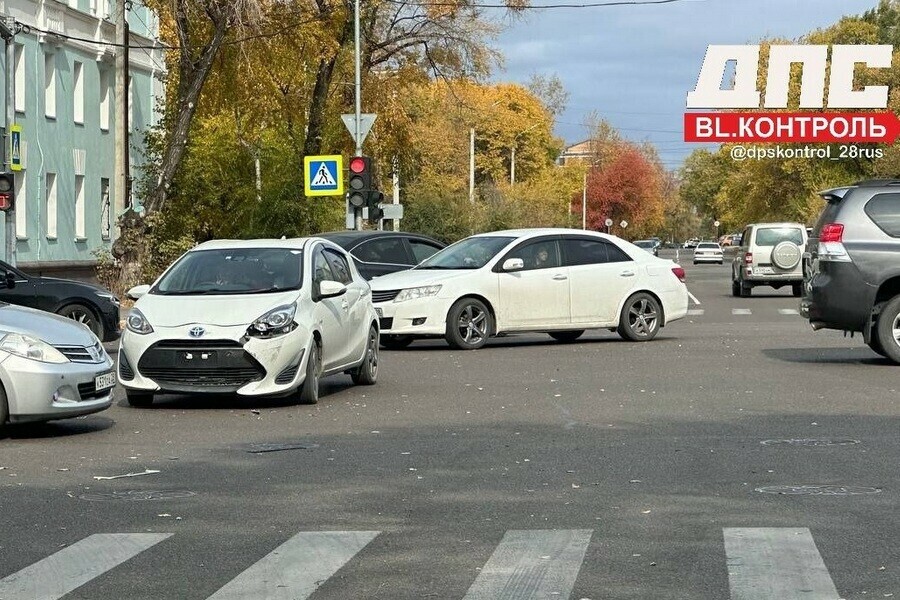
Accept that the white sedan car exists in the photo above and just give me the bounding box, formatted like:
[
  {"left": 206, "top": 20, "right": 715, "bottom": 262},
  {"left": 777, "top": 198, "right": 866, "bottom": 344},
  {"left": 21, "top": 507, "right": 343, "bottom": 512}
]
[
  {"left": 371, "top": 228, "right": 689, "bottom": 350},
  {"left": 693, "top": 242, "right": 724, "bottom": 264},
  {"left": 119, "top": 238, "right": 379, "bottom": 406}
]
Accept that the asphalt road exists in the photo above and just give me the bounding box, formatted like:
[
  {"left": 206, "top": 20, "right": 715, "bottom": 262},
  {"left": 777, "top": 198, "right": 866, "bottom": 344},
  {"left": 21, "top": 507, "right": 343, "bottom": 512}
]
[{"left": 1, "top": 249, "right": 897, "bottom": 600}]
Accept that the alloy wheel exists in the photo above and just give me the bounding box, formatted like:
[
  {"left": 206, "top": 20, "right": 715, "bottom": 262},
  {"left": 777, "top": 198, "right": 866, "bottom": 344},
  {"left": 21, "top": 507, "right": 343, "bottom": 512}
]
[
  {"left": 628, "top": 298, "right": 658, "bottom": 337},
  {"left": 457, "top": 305, "right": 488, "bottom": 345}
]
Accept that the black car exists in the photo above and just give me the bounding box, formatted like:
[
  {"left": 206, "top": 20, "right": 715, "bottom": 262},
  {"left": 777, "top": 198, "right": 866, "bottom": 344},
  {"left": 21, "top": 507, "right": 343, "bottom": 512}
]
[
  {"left": 801, "top": 179, "right": 900, "bottom": 362},
  {"left": 0, "top": 260, "right": 121, "bottom": 341},
  {"left": 316, "top": 231, "right": 446, "bottom": 280}
]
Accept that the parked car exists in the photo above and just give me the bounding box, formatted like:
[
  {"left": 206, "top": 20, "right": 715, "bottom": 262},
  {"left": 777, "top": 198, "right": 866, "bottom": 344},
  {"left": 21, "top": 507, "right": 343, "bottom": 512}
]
[
  {"left": 0, "top": 260, "right": 120, "bottom": 341},
  {"left": 316, "top": 231, "right": 446, "bottom": 280},
  {"left": 693, "top": 241, "right": 723, "bottom": 264},
  {"left": 801, "top": 179, "right": 900, "bottom": 362},
  {"left": 731, "top": 222, "right": 808, "bottom": 297},
  {"left": 683, "top": 238, "right": 700, "bottom": 249},
  {"left": 633, "top": 240, "right": 659, "bottom": 256},
  {"left": 0, "top": 303, "right": 115, "bottom": 425},
  {"left": 369, "top": 228, "right": 689, "bottom": 350},
  {"left": 119, "top": 238, "right": 379, "bottom": 406}
]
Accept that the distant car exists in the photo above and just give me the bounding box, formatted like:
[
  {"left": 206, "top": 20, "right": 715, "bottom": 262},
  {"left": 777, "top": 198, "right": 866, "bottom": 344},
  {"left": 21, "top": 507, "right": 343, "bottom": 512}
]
[
  {"left": 316, "top": 231, "right": 446, "bottom": 280},
  {"left": 633, "top": 240, "right": 659, "bottom": 256},
  {"left": 693, "top": 242, "right": 723, "bottom": 264},
  {"left": 369, "top": 228, "right": 689, "bottom": 350},
  {"left": 0, "top": 260, "right": 120, "bottom": 342},
  {"left": 732, "top": 222, "right": 808, "bottom": 297},
  {"left": 119, "top": 238, "right": 380, "bottom": 406},
  {"left": 0, "top": 303, "right": 115, "bottom": 425},
  {"left": 801, "top": 180, "right": 900, "bottom": 362},
  {"left": 683, "top": 238, "right": 699, "bottom": 249}
]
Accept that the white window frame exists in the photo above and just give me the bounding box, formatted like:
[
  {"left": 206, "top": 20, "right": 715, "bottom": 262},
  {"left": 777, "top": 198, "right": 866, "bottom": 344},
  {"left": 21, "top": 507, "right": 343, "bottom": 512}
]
[
  {"left": 14, "top": 173, "right": 25, "bottom": 239},
  {"left": 73, "top": 60, "right": 84, "bottom": 124},
  {"left": 44, "top": 52, "right": 56, "bottom": 119},
  {"left": 101, "top": 177, "right": 111, "bottom": 240},
  {"left": 46, "top": 173, "right": 57, "bottom": 238},
  {"left": 75, "top": 175, "right": 85, "bottom": 240},
  {"left": 13, "top": 43, "right": 24, "bottom": 113},
  {"left": 99, "top": 68, "right": 110, "bottom": 131}
]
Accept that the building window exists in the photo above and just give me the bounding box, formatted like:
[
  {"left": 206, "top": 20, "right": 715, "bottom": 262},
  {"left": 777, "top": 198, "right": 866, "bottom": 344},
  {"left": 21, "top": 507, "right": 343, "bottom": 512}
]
[
  {"left": 101, "top": 178, "right": 111, "bottom": 240},
  {"left": 14, "top": 173, "right": 25, "bottom": 238},
  {"left": 44, "top": 53, "right": 56, "bottom": 119},
  {"left": 73, "top": 61, "right": 84, "bottom": 124},
  {"left": 99, "top": 68, "right": 110, "bottom": 130},
  {"left": 75, "top": 175, "right": 85, "bottom": 239},
  {"left": 46, "top": 173, "right": 57, "bottom": 238},
  {"left": 14, "top": 44, "right": 24, "bottom": 113}
]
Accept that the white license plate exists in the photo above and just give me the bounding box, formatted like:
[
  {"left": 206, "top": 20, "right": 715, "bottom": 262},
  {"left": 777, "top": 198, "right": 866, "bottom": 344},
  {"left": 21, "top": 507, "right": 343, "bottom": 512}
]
[
  {"left": 754, "top": 266, "right": 774, "bottom": 274},
  {"left": 375, "top": 307, "right": 383, "bottom": 317},
  {"left": 95, "top": 372, "right": 116, "bottom": 392}
]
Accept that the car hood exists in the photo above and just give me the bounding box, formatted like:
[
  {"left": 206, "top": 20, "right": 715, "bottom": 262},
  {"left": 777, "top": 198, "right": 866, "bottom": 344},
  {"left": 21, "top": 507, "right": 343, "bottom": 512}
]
[
  {"left": 135, "top": 290, "right": 303, "bottom": 327},
  {"left": 0, "top": 303, "right": 98, "bottom": 346},
  {"left": 370, "top": 268, "right": 477, "bottom": 290},
  {"left": 36, "top": 276, "right": 111, "bottom": 295}
]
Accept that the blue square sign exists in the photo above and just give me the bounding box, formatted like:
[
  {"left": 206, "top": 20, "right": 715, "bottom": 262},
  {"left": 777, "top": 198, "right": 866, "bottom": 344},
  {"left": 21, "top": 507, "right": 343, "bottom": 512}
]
[{"left": 304, "top": 155, "right": 344, "bottom": 197}]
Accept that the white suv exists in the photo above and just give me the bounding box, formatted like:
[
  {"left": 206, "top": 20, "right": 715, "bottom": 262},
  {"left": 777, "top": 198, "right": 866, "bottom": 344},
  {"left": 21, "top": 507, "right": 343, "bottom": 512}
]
[{"left": 732, "top": 223, "right": 808, "bottom": 297}]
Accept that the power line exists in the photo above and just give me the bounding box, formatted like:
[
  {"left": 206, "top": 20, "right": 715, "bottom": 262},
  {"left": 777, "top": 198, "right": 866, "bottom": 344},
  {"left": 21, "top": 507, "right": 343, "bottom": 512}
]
[{"left": 383, "top": 0, "right": 698, "bottom": 9}]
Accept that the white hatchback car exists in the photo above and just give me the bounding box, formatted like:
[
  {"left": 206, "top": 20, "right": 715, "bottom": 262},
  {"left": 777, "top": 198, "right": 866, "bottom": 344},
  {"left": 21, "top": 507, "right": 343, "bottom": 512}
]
[
  {"left": 371, "top": 228, "right": 689, "bottom": 350},
  {"left": 119, "top": 238, "right": 379, "bottom": 406}
]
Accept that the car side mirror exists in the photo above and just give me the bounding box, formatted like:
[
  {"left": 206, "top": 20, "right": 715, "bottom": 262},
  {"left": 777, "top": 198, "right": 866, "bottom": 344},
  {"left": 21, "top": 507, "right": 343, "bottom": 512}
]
[
  {"left": 126, "top": 284, "right": 151, "bottom": 300},
  {"left": 502, "top": 258, "right": 524, "bottom": 272},
  {"left": 4, "top": 271, "right": 15, "bottom": 289},
  {"left": 318, "top": 280, "right": 347, "bottom": 299}
]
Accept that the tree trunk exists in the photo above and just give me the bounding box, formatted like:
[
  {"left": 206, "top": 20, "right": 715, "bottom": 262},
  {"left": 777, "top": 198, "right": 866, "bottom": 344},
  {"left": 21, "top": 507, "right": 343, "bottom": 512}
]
[{"left": 302, "top": 18, "right": 353, "bottom": 157}]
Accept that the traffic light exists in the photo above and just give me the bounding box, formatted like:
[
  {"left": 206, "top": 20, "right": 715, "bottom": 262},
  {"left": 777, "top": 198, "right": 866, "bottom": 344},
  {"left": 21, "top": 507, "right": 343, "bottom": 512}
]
[
  {"left": 347, "top": 156, "right": 372, "bottom": 208},
  {"left": 367, "top": 191, "right": 384, "bottom": 223},
  {"left": 0, "top": 173, "right": 14, "bottom": 212}
]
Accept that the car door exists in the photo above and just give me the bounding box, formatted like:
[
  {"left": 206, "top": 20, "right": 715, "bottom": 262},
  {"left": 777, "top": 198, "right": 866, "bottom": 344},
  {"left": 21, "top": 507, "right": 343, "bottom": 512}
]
[
  {"left": 351, "top": 237, "right": 414, "bottom": 280},
  {"left": 310, "top": 247, "right": 349, "bottom": 371},
  {"left": 323, "top": 246, "right": 366, "bottom": 364},
  {"left": 561, "top": 237, "right": 637, "bottom": 324},
  {"left": 0, "top": 261, "right": 37, "bottom": 308},
  {"left": 496, "top": 238, "right": 570, "bottom": 329}
]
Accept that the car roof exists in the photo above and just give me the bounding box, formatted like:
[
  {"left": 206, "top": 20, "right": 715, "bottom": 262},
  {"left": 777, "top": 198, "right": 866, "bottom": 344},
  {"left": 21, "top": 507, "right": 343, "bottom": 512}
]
[
  {"left": 191, "top": 238, "right": 311, "bottom": 251},
  {"left": 470, "top": 227, "right": 615, "bottom": 240},
  {"left": 745, "top": 222, "right": 806, "bottom": 228},
  {"left": 316, "top": 230, "right": 443, "bottom": 243}
]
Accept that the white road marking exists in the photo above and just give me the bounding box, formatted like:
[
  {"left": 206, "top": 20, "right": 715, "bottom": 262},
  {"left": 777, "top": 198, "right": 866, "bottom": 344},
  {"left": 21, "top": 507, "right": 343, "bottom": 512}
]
[
  {"left": 732, "top": 308, "right": 752, "bottom": 315},
  {"left": 687, "top": 309, "right": 705, "bottom": 316},
  {"left": 462, "top": 529, "right": 592, "bottom": 600},
  {"left": 724, "top": 528, "right": 840, "bottom": 600},
  {"left": 778, "top": 309, "right": 800, "bottom": 315},
  {"left": 207, "top": 531, "right": 379, "bottom": 600},
  {"left": 0, "top": 533, "right": 171, "bottom": 600},
  {"left": 688, "top": 291, "right": 701, "bottom": 305}
]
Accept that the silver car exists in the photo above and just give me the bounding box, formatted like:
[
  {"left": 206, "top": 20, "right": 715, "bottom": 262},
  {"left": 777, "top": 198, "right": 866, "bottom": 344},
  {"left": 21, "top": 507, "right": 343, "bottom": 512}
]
[{"left": 0, "top": 303, "right": 115, "bottom": 425}]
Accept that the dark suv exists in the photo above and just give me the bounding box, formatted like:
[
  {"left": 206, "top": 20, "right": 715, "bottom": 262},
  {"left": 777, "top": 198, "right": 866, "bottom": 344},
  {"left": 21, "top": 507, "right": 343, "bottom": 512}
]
[{"left": 801, "top": 179, "right": 900, "bottom": 362}]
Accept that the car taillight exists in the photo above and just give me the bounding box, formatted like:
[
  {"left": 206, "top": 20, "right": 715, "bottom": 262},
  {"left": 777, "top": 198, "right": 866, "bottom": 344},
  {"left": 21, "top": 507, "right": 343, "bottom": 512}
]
[
  {"left": 820, "top": 223, "right": 843, "bottom": 243},
  {"left": 744, "top": 252, "right": 753, "bottom": 264},
  {"left": 672, "top": 266, "right": 686, "bottom": 282}
]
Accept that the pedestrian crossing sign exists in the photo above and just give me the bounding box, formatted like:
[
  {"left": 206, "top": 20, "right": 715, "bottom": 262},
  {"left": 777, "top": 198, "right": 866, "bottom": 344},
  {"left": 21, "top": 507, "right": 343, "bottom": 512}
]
[{"left": 304, "top": 155, "right": 344, "bottom": 197}]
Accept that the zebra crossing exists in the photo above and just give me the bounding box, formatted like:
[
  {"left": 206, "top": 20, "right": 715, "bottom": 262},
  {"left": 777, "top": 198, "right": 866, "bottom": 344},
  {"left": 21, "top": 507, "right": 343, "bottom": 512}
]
[
  {"left": 685, "top": 307, "right": 801, "bottom": 319},
  {"left": 0, "top": 527, "right": 845, "bottom": 599}
]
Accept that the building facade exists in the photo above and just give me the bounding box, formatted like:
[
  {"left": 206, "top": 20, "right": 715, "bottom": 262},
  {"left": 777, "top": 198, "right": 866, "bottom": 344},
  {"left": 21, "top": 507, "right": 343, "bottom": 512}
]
[{"left": 0, "top": 0, "right": 164, "bottom": 272}]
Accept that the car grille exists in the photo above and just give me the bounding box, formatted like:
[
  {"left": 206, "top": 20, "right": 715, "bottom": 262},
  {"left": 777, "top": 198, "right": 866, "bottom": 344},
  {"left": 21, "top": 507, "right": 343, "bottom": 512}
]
[
  {"left": 372, "top": 289, "right": 400, "bottom": 303},
  {"left": 119, "top": 352, "right": 135, "bottom": 381},
  {"left": 379, "top": 317, "right": 393, "bottom": 329},
  {"left": 275, "top": 364, "right": 299, "bottom": 384},
  {"left": 77, "top": 381, "right": 109, "bottom": 401},
  {"left": 137, "top": 340, "right": 265, "bottom": 389},
  {"left": 55, "top": 342, "right": 105, "bottom": 364}
]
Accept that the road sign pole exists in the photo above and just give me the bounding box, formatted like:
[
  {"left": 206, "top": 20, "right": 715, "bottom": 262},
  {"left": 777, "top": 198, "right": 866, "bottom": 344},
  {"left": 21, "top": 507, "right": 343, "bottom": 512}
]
[
  {"left": 1, "top": 18, "right": 14, "bottom": 266},
  {"left": 352, "top": 0, "right": 362, "bottom": 230}
]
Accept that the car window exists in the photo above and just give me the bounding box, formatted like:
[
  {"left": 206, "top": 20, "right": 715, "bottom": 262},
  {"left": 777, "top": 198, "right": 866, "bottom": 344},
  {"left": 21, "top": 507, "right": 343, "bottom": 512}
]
[
  {"left": 409, "top": 239, "right": 443, "bottom": 263},
  {"left": 754, "top": 227, "right": 803, "bottom": 246},
  {"left": 697, "top": 243, "right": 719, "bottom": 249},
  {"left": 560, "top": 238, "right": 608, "bottom": 265},
  {"left": 153, "top": 248, "right": 303, "bottom": 295},
  {"left": 313, "top": 249, "right": 336, "bottom": 285},
  {"left": 323, "top": 248, "right": 353, "bottom": 284},
  {"left": 606, "top": 244, "right": 632, "bottom": 263},
  {"left": 508, "top": 240, "right": 561, "bottom": 271},
  {"left": 864, "top": 193, "right": 900, "bottom": 237},
  {"left": 354, "top": 238, "right": 410, "bottom": 264}
]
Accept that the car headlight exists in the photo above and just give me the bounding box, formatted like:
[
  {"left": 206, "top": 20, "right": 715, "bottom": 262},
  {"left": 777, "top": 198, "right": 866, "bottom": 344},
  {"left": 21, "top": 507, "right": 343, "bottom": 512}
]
[
  {"left": 0, "top": 333, "right": 69, "bottom": 363},
  {"left": 96, "top": 292, "right": 120, "bottom": 306},
  {"left": 247, "top": 304, "right": 297, "bottom": 338},
  {"left": 126, "top": 308, "right": 154, "bottom": 334},
  {"left": 394, "top": 285, "right": 442, "bottom": 303}
]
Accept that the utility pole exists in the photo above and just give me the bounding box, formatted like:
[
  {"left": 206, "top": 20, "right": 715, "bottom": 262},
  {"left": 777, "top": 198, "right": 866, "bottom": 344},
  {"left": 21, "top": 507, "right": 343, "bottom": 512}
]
[
  {"left": 353, "top": 0, "right": 362, "bottom": 230},
  {"left": 1, "top": 17, "right": 15, "bottom": 265},
  {"left": 115, "top": 0, "right": 128, "bottom": 224},
  {"left": 392, "top": 156, "right": 399, "bottom": 232},
  {"left": 469, "top": 128, "right": 475, "bottom": 203},
  {"left": 510, "top": 145, "right": 515, "bottom": 185},
  {"left": 581, "top": 171, "right": 587, "bottom": 230}
]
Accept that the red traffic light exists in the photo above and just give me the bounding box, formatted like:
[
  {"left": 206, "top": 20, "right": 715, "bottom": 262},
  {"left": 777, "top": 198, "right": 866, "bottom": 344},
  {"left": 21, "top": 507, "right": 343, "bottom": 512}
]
[
  {"left": 349, "top": 157, "right": 366, "bottom": 174},
  {"left": 0, "top": 193, "right": 11, "bottom": 212}
]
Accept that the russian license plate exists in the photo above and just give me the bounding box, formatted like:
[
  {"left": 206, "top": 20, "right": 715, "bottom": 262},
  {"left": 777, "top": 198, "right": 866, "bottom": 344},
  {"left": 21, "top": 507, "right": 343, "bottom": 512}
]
[
  {"left": 755, "top": 266, "right": 774, "bottom": 274},
  {"left": 95, "top": 372, "right": 116, "bottom": 391},
  {"left": 375, "top": 307, "right": 383, "bottom": 317}
]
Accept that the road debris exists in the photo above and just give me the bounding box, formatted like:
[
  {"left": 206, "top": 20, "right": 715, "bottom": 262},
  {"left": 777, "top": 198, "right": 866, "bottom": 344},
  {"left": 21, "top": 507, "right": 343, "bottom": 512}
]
[
  {"left": 92, "top": 469, "right": 161, "bottom": 480},
  {"left": 245, "top": 443, "right": 318, "bottom": 454}
]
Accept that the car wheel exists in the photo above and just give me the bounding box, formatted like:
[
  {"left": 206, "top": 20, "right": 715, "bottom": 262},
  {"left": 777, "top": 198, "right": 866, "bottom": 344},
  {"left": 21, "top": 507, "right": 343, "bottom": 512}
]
[
  {"left": 740, "top": 280, "right": 752, "bottom": 298},
  {"left": 351, "top": 325, "right": 379, "bottom": 385},
  {"left": 874, "top": 295, "right": 900, "bottom": 364},
  {"left": 0, "top": 384, "right": 8, "bottom": 426},
  {"left": 126, "top": 390, "right": 154, "bottom": 408},
  {"left": 617, "top": 293, "right": 661, "bottom": 342},
  {"left": 58, "top": 303, "right": 105, "bottom": 340},
  {"left": 868, "top": 328, "right": 888, "bottom": 358},
  {"left": 445, "top": 298, "right": 492, "bottom": 350},
  {"left": 731, "top": 279, "right": 740, "bottom": 297},
  {"left": 549, "top": 330, "right": 584, "bottom": 343},
  {"left": 298, "top": 341, "right": 321, "bottom": 404},
  {"left": 792, "top": 283, "right": 802, "bottom": 297},
  {"left": 380, "top": 334, "right": 414, "bottom": 350}
]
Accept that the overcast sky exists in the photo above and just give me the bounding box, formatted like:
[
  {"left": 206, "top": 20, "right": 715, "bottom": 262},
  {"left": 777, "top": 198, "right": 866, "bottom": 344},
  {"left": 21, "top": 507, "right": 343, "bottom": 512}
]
[{"left": 492, "top": 0, "right": 880, "bottom": 169}]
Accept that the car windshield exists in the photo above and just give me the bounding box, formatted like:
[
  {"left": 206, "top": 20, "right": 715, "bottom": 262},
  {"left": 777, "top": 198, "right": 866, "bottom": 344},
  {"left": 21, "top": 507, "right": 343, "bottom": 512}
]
[
  {"left": 755, "top": 227, "right": 803, "bottom": 246},
  {"left": 415, "top": 236, "right": 515, "bottom": 270},
  {"left": 153, "top": 248, "right": 304, "bottom": 295}
]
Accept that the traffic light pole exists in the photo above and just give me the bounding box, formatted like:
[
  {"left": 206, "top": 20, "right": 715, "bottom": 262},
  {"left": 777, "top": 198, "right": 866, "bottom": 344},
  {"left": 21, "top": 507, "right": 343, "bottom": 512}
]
[
  {"left": 352, "top": 0, "right": 363, "bottom": 231},
  {"left": 1, "top": 17, "right": 15, "bottom": 266}
]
